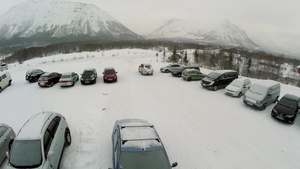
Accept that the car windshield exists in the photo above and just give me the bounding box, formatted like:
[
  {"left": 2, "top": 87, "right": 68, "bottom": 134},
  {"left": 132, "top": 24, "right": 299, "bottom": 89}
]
[
  {"left": 207, "top": 72, "right": 220, "bottom": 79},
  {"left": 83, "top": 70, "right": 94, "bottom": 75},
  {"left": 61, "top": 75, "right": 71, "bottom": 78},
  {"left": 248, "top": 85, "right": 267, "bottom": 96},
  {"left": 279, "top": 98, "right": 298, "bottom": 109},
  {"left": 104, "top": 69, "right": 116, "bottom": 74},
  {"left": 39, "top": 76, "right": 48, "bottom": 80},
  {"left": 120, "top": 149, "right": 170, "bottom": 169},
  {"left": 230, "top": 80, "right": 243, "bottom": 88},
  {"left": 9, "top": 140, "right": 42, "bottom": 168}
]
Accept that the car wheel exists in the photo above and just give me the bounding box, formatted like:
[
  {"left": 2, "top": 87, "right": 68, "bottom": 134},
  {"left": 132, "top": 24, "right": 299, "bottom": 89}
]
[
  {"left": 65, "top": 129, "right": 72, "bottom": 146},
  {"left": 177, "top": 74, "right": 181, "bottom": 77},
  {"left": 187, "top": 77, "right": 192, "bottom": 81},
  {"left": 213, "top": 85, "right": 218, "bottom": 91},
  {"left": 260, "top": 104, "right": 266, "bottom": 111},
  {"left": 50, "top": 81, "right": 54, "bottom": 87},
  {"left": 0, "top": 87, "right": 2, "bottom": 93},
  {"left": 71, "top": 81, "right": 74, "bottom": 86},
  {"left": 8, "top": 80, "right": 12, "bottom": 86},
  {"left": 165, "top": 69, "right": 169, "bottom": 73},
  {"left": 238, "top": 92, "right": 242, "bottom": 98}
]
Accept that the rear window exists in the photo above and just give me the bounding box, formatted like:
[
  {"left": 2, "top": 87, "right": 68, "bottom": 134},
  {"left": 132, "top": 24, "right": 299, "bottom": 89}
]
[{"left": 9, "top": 140, "right": 42, "bottom": 168}]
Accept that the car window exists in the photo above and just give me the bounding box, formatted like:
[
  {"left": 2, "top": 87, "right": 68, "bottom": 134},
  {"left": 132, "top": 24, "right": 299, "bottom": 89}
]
[
  {"left": 43, "top": 130, "right": 53, "bottom": 157},
  {"left": 0, "top": 77, "right": 2, "bottom": 82},
  {"left": 0, "top": 126, "right": 8, "bottom": 135},
  {"left": 2, "top": 74, "right": 7, "bottom": 79},
  {"left": 47, "top": 116, "right": 61, "bottom": 136}
]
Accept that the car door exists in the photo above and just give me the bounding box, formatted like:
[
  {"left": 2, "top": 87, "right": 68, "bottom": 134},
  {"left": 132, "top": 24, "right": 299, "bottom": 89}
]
[
  {"left": 46, "top": 116, "right": 63, "bottom": 169},
  {"left": 71, "top": 73, "right": 75, "bottom": 83},
  {"left": 0, "top": 126, "right": 9, "bottom": 161},
  {"left": 113, "top": 129, "right": 120, "bottom": 169}
]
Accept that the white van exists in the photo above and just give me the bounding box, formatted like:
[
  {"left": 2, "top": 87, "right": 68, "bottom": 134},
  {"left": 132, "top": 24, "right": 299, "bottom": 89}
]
[
  {"left": 243, "top": 80, "right": 280, "bottom": 111},
  {"left": 225, "top": 78, "right": 251, "bottom": 97},
  {"left": 0, "top": 71, "right": 12, "bottom": 93}
]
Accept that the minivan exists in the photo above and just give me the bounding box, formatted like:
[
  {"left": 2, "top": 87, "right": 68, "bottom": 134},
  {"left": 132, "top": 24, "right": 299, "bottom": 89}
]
[
  {"left": 201, "top": 70, "right": 238, "bottom": 91},
  {"left": 243, "top": 80, "right": 281, "bottom": 111},
  {"left": 0, "top": 71, "right": 12, "bottom": 93}
]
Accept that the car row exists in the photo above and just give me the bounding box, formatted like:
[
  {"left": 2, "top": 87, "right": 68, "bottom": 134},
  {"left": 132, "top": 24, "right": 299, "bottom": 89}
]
[
  {"left": 160, "top": 64, "right": 300, "bottom": 124},
  {"left": 1, "top": 114, "right": 177, "bottom": 169}
]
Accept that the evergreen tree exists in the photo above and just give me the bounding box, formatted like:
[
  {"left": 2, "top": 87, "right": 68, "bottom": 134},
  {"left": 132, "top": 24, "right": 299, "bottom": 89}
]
[
  {"left": 209, "top": 53, "right": 215, "bottom": 68},
  {"left": 247, "top": 58, "right": 252, "bottom": 76},
  {"left": 193, "top": 50, "right": 199, "bottom": 65},
  {"left": 169, "top": 47, "right": 178, "bottom": 63},
  {"left": 183, "top": 51, "right": 188, "bottom": 65},
  {"left": 163, "top": 48, "right": 166, "bottom": 62},
  {"left": 228, "top": 52, "right": 233, "bottom": 69}
]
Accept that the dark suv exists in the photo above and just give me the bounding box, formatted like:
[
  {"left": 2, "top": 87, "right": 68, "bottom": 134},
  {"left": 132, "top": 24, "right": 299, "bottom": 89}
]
[
  {"left": 38, "top": 72, "right": 62, "bottom": 87},
  {"left": 201, "top": 70, "right": 238, "bottom": 91},
  {"left": 26, "top": 69, "right": 44, "bottom": 82},
  {"left": 110, "top": 119, "right": 178, "bottom": 169},
  {"left": 271, "top": 94, "right": 300, "bottom": 124},
  {"left": 80, "top": 68, "right": 97, "bottom": 84}
]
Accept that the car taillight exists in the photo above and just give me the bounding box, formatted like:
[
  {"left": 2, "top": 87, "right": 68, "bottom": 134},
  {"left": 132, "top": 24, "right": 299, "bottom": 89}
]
[
  {"left": 63, "top": 116, "right": 66, "bottom": 120},
  {"left": 143, "top": 68, "right": 145, "bottom": 70},
  {"left": 186, "top": 72, "right": 188, "bottom": 75},
  {"left": 260, "top": 101, "right": 262, "bottom": 104}
]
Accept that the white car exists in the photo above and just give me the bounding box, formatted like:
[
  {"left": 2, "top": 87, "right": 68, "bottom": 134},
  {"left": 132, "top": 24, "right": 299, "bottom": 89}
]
[
  {"left": 225, "top": 78, "right": 251, "bottom": 97},
  {"left": 59, "top": 72, "right": 79, "bottom": 87},
  {"left": 6, "top": 111, "right": 71, "bottom": 169},
  {"left": 138, "top": 63, "right": 154, "bottom": 75},
  {"left": 0, "top": 71, "right": 12, "bottom": 93}
]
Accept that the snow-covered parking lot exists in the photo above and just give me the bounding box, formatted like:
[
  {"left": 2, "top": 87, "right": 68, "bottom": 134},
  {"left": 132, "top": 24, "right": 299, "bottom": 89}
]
[{"left": 1, "top": 49, "right": 300, "bottom": 169}]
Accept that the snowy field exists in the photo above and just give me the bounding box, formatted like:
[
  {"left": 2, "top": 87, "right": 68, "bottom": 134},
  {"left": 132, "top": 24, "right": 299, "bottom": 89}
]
[{"left": 1, "top": 49, "right": 300, "bottom": 169}]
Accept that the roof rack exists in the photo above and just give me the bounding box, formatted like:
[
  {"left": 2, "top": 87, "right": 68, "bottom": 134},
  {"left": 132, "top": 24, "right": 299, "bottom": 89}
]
[
  {"left": 122, "top": 138, "right": 160, "bottom": 145},
  {"left": 120, "top": 125, "right": 154, "bottom": 129}
]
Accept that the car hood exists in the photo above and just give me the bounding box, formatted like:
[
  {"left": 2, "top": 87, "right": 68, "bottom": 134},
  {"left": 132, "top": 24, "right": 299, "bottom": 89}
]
[
  {"left": 273, "top": 104, "right": 297, "bottom": 116},
  {"left": 104, "top": 74, "right": 116, "bottom": 78},
  {"left": 202, "top": 77, "right": 212, "bottom": 83},
  {"left": 225, "top": 85, "right": 241, "bottom": 92},
  {"left": 59, "top": 77, "right": 71, "bottom": 81}
]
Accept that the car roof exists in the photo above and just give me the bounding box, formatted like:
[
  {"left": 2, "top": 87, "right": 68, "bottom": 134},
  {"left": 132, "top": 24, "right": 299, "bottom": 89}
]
[
  {"left": 16, "top": 111, "right": 55, "bottom": 140},
  {"left": 213, "top": 70, "right": 237, "bottom": 74},
  {"left": 116, "top": 119, "right": 163, "bottom": 151},
  {"left": 184, "top": 69, "right": 199, "bottom": 72},
  {"left": 84, "top": 68, "right": 96, "bottom": 71},
  {"left": 62, "top": 72, "right": 74, "bottom": 75},
  {"left": 41, "top": 72, "right": 54, "bottom": 76},
  {"left": 282, "top": 94, "right": 300, "bottom": 101},
  {"left": 104, "top": 67, "right": 115, "bottom": 70}
]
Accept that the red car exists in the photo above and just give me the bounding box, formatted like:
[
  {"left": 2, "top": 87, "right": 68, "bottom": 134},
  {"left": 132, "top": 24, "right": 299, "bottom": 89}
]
[
  {"left": 38, "top": 72, "right": 62, "bottom": 87},
  {"left": 103, "top": 67, "right": 118, "bottom": 83}
]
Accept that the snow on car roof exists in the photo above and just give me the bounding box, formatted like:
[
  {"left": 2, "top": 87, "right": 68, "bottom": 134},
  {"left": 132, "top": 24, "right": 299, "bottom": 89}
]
[
  {"left": 116, "top": 119, "right": 163, "bottom": 151},
  {"left": 16, "top": 112, "right": 54, "bottom": 140},
  {"left": 62, "top": 72, "right": 74, "bottom": 75}
]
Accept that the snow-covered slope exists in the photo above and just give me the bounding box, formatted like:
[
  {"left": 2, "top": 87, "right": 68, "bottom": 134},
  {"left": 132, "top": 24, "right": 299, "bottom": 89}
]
[
  {"left": 0, "top": 0, "right": 139, "bottom": 40},
  {"left": 149, "top": 19, "right": 258, "bottom": 49}
]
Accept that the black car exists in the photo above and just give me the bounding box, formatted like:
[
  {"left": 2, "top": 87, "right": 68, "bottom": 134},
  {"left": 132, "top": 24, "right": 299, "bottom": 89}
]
[
  {"left": 171, "top": 66, "right": 200, "bottom": 77},
  {"left": 271, "top": 94, "right": 300, "bottom": 124},
  {"left": 38, "top": 72, "right": 62, "bottom": 87},
  {"left": 80, "top": 68, "right": 97, "bottom": 84},
  {"left": 26, "top": 69, "right": 44, "bottom": 82},
  {"left": 201, "top": 70, "right": 238, "bottom": 91}
]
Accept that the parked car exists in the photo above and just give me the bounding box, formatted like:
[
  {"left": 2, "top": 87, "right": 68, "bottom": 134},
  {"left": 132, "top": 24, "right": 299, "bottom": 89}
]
[
  {"left": 160, "top": 64, "right": 180, "bottom": 73},
  {"left": 171, "top": 66, "right": 200, "bottom": 77},
  {"left": 225, "top": 78, "right": 251, "bottom": 97},
  {"left": 5, "top": 111, "right": 71, "bottom": 169},
  {"left": 243, "top": 80, "right": 281, "bottom": 111},
  {"left": 26, "top": 69, "right": 44, "bottom": 82},
  {"left": 80, "top": 68, "right": 97, "bottom": 84},
  {"left": 59, "top": 72, "right": 79, "bottom": 87},
  {"left": 110, "top": 119, "right": 178, "bottom": 169},
  {"left": 201, "top": 70, "right": 238, "bottom": 91},
  {"left": 271, "top": 94, "right": 300, "bottom": 124},
  {"left": 103, "top": 67, "right": 118, "bottom": 82},
  {"left": 38, "top": 72, "right": 62, "bottom": 87},
  {"left": 138, "top": 63, "right": 154, "bottom": 75},
  {"left": 0, "top": 71, "right": 12, "bottom": 93},
  {"left": 0, "top": 123, "right": 15, "bottom": 165},
  {"left": 0, "top": 63, "right": 8, "bottom": 71},
  {"left": 182, "top": 69, "right": 205, "bottom": 81}
]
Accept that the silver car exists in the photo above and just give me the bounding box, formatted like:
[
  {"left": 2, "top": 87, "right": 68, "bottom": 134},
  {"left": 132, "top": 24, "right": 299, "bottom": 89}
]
[
  {"left": 138, "top": 63, "right": 154, "bottom": 75},
  {"left": 0, "top": 123, "right": 15, "bottom": 165},
  {"left": 59, "top": 72, "right": 79, "bottom": 87},
  {"left": 5, "top": 111, "right": 71, "bottom": 169}
]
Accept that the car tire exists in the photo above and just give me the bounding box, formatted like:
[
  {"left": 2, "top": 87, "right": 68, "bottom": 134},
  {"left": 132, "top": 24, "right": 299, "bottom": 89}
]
[
  {"left": 177, "top": 74, "right": 181, "bottom": 77},
  {"left": 187, "top": 77, "right": 192, "bottom": 81},
  {"left": 0, "top": 87, "right": 2, "bottom": 93},
  {"left": 273, "top": 96, "right": 279, "bottom": 103},
  {"left": 65, "top": 129, "right": 72, "bottom": 146},
  {"left": 238, "top": 92, "right": 242, "bottom": 98},
  {"left": 213, "top": 85, "right": 218, "bottom": 91},
  {"left": 8, "top": 80, "right": 12, "bottom": 86},
  {"left": 50, "top": 81, "right": 54, "bottom": 87},
  {"left": 71, "top": 81, "right": 74, "bottom": 86},
  {"left": 260, "top": 104, "right": 266, "bottom": 111},
  {"left": 165, "top": 69, "right": 169, "bottom": 73}
]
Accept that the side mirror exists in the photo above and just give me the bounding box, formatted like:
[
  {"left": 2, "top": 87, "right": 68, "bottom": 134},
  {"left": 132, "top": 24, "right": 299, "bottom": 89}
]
[
  {"left": 172, "top": 162, "right": 178, "bottom": 168},
  {"left": 267, "top": 93, "right": 271, "bottom": 96}
]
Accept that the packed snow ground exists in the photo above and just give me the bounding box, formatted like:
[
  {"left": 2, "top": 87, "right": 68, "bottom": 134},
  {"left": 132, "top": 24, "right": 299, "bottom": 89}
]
[{"left": 1, "top": 49, "right": 300, "bottom": 169}]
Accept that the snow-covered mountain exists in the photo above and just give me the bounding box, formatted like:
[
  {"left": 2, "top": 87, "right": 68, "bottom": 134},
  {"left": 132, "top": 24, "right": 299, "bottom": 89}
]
[
  {"left": 0, "top": 0, "right": 140, "bottom": 45},
  {"left": 149, "top": 19, "right": 258, "bottom": 49}
]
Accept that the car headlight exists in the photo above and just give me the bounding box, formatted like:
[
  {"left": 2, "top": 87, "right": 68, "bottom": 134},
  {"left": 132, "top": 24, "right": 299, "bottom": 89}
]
[
  {"left": 286, "top": 114, "right": 295, "bottom": 118},
  {"left": 209, "top": 81, "right": 214, "bottom": 85},
  {"left": 273, "top": 109, "right": 277, "bottom": 113},
  {"left": 80, "top": 78, "right": 83, "bottom": 80}
]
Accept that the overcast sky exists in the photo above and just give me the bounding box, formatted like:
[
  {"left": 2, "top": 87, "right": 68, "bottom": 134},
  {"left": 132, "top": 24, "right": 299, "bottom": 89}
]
[{"left": 0, "top": 0, "right": 299, "bottom": 36}]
